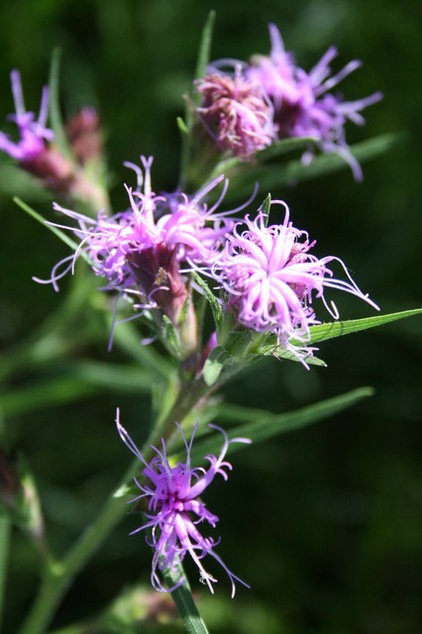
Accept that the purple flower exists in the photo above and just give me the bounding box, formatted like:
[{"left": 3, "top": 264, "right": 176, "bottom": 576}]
[
  {"left": 196, "top": 66, "right": 277, "bottom": 159},
  {"left": 211, "top": 200, "right": 379, "bottom": 364},
  {"left": 247, "top": 24, "right": 383, "bottom": 179},
  {"left": 36, "top": 157, "right": 235, "bottom": 331},
  {"left": 116, "top": 413, "right": 251, "bottom": 596},
  {"left": 0, "top": 70, "right": 54, "bottom": 164}
]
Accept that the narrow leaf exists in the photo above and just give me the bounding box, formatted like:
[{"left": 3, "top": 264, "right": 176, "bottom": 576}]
[
  {"left": 0, "top": 363, "right": 152, "bottom": 417},
  {"left": 309, "top": 308, "right": 422, "bottom": 344},
  {"left": 193, "top": 11, "right": 216, "bottom": 87},
  {"left": 207, "top": 136, "right": 318, "bottom": 183},
  {"left": 260, "top": 193, "right": 272, "bottom": 217},
  {"left": 222, "top": 133, "right": 401, "bottom": 199},
  {"left": 48, "top": 48, "right": 72, "bottom": 158},
  {"left": 256, "top": 135, "right": 318, "bottom": 161},
  {"left": 188, "top": 387, "right": 374, "bottom": 461},
  {"left": 14, "top": 197, "right": 81, "bottom": 252},
  {"left": 192, "top": 272, "right": 222, "bottom": 331}
]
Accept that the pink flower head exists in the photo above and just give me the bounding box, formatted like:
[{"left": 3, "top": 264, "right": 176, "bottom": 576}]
[
  {"left": 212, "top": 200, "right": 379, "bottom": 363},
  {"left": 117, "top": 413, "right": 251, "bottom": 596},
  {"left": 247, "top": 24, "right": 383, "bottom": 179},
  {"left": 0, "top": 70, "right": 54, "bottom": 164},
  {"left": 196, "top": 65, "right": 277, "bottom": 159},
  {"left": 36, "top": 157, "right": 236, "bottom": 325}
]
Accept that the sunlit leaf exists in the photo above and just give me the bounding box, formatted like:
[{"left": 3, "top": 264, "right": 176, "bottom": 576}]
[{"left": 308, "top": 308, "right": 422, "bottom": 344}]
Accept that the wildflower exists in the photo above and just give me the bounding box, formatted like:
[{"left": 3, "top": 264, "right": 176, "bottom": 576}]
[
  {"left": 0, "top": 70, "right": 75, "bottom": 186},
  {"left": 36, "top": 157, "right": 237, "bottom": 357},
  {"left": 0, "top": 70, "right": 53, "bottom": 163},
  {"left": 116, "top": 413, "right": 251, "bottom": 596},
  {"left": 43, "top": 157, "right": 234, "bottom": 293},
  {"left": 196, "top": 66, "right": 277, "bottom": 159},
  {"left": 212, "top": 200, "right": 379, "bottom": 363},
  {"left": 247, "top": 24, "right": 383, "bottom": 179}
]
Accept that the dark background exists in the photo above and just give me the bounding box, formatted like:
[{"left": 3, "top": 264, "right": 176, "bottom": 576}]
[{"left": 1, "top": 1, "right": 421, "bottom": 632}]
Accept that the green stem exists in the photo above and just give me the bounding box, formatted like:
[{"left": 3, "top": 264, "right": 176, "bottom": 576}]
[
  {"left": 17, "top": 375, "right": 212, "bottom": 634},
  {"left": 162, "top": 562, "right": 210, "bottom": 634},
  {"left": 17, "top": 455, "right": 139, "bottom": 634}
]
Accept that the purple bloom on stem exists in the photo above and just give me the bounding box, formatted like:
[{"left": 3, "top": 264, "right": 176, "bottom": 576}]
[
  {"left": 0, "top": 70, "right": 54, "bottom": 164},
  {"left": 212, "top": 200, "right": 379, "bottom": 364},
  {"left": 196, "top": 66, "right": 277, "bottom": 159},
  {"left": 247, "top": 24, "right": 383, "bottom": 180},
  {"left": 116, "top": 413, "right": 251, "bottom": 596},
  {"left": 36, "top": 157, "right": 236, "bottom": 354}
]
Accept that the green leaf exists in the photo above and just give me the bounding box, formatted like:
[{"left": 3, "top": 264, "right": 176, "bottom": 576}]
[
  {"left": 189, "top": 387, "right": 374, "bottom": 461},
  {"left": 179, "top": 11, "right": 216, "bottom": 190},
  {"left": 161, "top": 315, "right": 181, "bottom": 355},
  {"left": 177, "top": 116, "right": 189, "bottom": 135},
  {"left": 203, "top": 346, "right": 232, "bottom": 386},
  {"left": 193, "top": 10, "right": 216, "bottom": 90},
  {"left": 14, "top": 197, "right": 94, "bottom": 268},
  {"left": 192, "top": 272, "right": 222, "bottom": 332},
  {"left": 308, "top": 308, "right": 422, "bottom": 345},
  {"left": 260, "top": 193, "right": 272, "bottom": 217},
  {"left": 161, "top": 561, "right": 210, "bottom": 634},
  {"left": 221, "top": 133, "right": 401, "bottom": 199},
  {"left": 266, "top": 346, "right": 327, "bottom": 367},
  {"left": 256, "top": 135, "right": 318, "bottom": 161},
  {"left": 207, "top": 136, "right": 317, "bottom": 183},
  {"left": 48, "top": 48, "right": 73, "bottom": 159},
  {"left": 0, "top": 362, "right": 152, "bottom": 417}
]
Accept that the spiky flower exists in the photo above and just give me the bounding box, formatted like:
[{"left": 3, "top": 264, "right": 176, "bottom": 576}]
[
  {"left": 36, "top": 157, "right": 237, "bottom": 356},
  {"left": 212, "top": 200, "right": 379, "bottom": 363},
  {"left": 0, "top": 70, "right": 53, "bottom": 163},
  {"left": 0, "top": 70, "right": 108, "bottom": 207},
  {"left": 247, "top": 24, "right": 383, "bottom": 179},
  {"left": 117, "top": 414, "right": 251, "bottom": 597}
]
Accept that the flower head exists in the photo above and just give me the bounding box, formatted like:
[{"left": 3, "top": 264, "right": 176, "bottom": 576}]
[
  {"left": 0, "top": 70, "right": 54, "bottom": 164},
  {"left": 36, "top": 157, "right": 236, "bottom": 355},
  {"left": 196, "top": 66, "right": 277, "bottom": 159},
  {"left": 117, "top": 414, "right": 251, "bottom": 597},
  {"left": 212, "top": 200, "right": 379, "bottom": 363},
  {"left": 247, "top": 24, "right": 383, "bottom": 179}
]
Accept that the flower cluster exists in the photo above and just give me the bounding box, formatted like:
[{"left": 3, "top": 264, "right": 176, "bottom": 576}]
[
  {"left": 37, "top": 155, "right": 378, "bottom": 364},
  {"left": 195, "top": 24, "right": 382, "bottom": 179},
  {"left": 117, "top": 414, "right": 251, "bottom": 596}
]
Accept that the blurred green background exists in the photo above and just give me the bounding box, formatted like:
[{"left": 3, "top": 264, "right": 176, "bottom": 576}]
[{"left": 1, "top": 0, "right": 421, "bottom": 632}]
